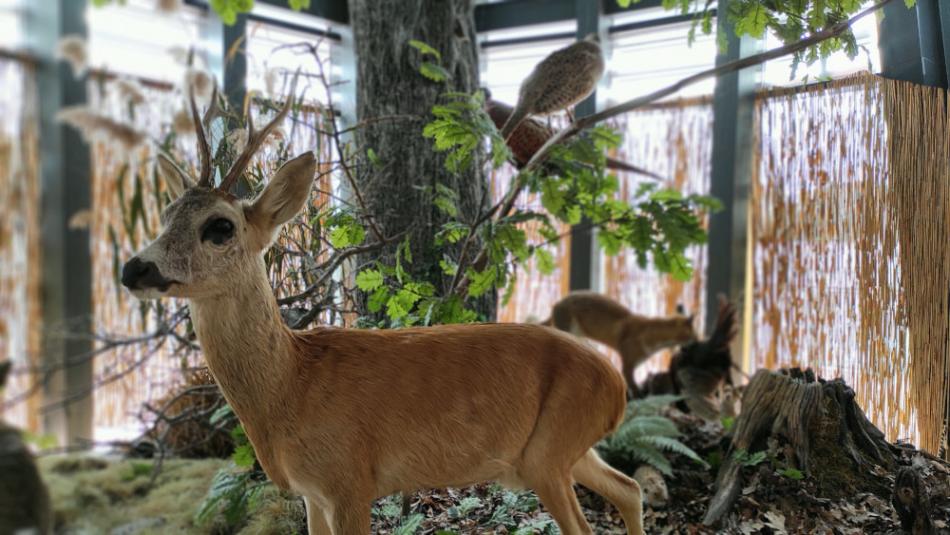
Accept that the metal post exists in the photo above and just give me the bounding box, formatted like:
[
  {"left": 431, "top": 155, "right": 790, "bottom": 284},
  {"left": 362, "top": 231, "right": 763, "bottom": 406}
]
[
  {"left": 704, "top": 0, "right": 761, "bottom": 343},
  {"left": 567, "top": 0, "right": 603, "bottom": 292},
  {"left": 223, "top": 14, "right": 248, "bottom": 115},
  {"left": 26, "top": 0, "right": 93, "bottom": 446},
  {"left": 879, "top": 0, "right": 947, "bottom": 87}
]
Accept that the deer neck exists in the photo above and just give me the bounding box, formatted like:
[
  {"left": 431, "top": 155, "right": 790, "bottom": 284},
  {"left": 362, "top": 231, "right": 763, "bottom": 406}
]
[
  {"left": 622, "top": 316, "right": 684, "bottom": 353},
  {"left": 188, "top": 255, "right": 295, "bottom": 427}
]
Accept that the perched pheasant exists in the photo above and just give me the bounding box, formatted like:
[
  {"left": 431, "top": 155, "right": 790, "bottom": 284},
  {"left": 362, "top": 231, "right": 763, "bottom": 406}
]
[
  {"left": 499, "top": 33, "right": 605, "bottom": 140},
  {"left": 485, "top": 96, "right": 664, "bottom": 180}
]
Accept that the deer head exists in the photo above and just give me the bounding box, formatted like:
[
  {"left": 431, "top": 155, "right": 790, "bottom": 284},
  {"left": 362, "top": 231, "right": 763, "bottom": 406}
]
[{"left": 121, "top": 81, "right": 316, "bottom": 300}]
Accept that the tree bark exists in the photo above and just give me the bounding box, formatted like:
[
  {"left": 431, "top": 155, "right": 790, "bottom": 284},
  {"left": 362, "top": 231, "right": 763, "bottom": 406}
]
[
  {"left": 348, "top": 0, "right": 495, "bottom": 319},
  {"left": 704, "top": 368, "right": 896, "bottom": 526}
]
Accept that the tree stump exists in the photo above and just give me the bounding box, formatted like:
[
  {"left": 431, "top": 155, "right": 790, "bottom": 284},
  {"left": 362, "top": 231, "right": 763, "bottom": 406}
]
[{"left": 703, "top": 368, "right": 896, "bottom": 526}]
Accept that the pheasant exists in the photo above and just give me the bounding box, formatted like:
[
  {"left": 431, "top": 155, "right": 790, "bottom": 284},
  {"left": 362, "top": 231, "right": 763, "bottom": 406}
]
[
  {"left": 485, "top": 96, "right": 664, "bottom": 180},
  {"left": 499, "top": 33, "right": 605, "bottom": 140}
]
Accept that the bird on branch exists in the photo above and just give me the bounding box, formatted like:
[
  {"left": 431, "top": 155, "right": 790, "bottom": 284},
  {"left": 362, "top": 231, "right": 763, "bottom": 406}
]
[
  {"left": 486, "top": 95, "right": 665, "bottom": 181},
  {"left": 499, "top": 33, "right": 605, "bottom": 140}
]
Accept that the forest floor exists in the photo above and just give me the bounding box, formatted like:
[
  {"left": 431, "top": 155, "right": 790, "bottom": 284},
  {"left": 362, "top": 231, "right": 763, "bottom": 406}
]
[{"left": 39, "top": 408, "right": 950, "bottom": 534}]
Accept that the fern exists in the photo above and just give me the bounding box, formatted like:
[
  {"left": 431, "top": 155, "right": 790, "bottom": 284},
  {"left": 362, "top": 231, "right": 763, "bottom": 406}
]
[{"left": 598, "top": 395, "right": 706, "bottom": 476}]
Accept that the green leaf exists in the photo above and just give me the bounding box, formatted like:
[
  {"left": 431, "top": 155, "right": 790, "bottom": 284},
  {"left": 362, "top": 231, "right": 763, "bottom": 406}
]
[
  {"left": 408, "top": 39, "right": 441, "bottom": 60},
  {"left": 210, "top": 0, "right": 253, "bottom": 25},
  {"left": 535, "top": 248, "right": 556, "bottom": 275},
  {"left": 368, "top": 286, "right": 391, "bottom": 313},
  {"left": 394, "top": 513, "right": 425, "bottom": 535},
  {"left": 328, "top": 216, "right": 366, "bottom": 249},
  {"left": 466, "top": 266, "right": 498, "bottom": 298},
  {"left": 419, "top": 62, "right": 450, "bottom": 82},
  {"left": 356, "top": 269, "right": 384, "bottom": 292},
  {"left": 232, "top": 444, "right": 256, "bottom": 467},
  {"left": 288, "top": 0, "right": 310, "bottom": 10},
  {"left": 779, "top": 467, "right": 805, "bottom": 480}
]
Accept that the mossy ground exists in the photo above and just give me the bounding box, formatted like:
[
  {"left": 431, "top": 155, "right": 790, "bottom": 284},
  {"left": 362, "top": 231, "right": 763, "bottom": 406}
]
[{"left": 38, "top": 454, "right": 305, "bottom": 534}]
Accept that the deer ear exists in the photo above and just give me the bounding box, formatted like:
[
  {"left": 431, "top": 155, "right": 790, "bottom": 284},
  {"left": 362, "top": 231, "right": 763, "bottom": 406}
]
[
  {"left": 245, "top": 152, "right": 316, "bottom": 249},
  {"left": 156, "top": 153, "right": 194, "bottom": 199}
]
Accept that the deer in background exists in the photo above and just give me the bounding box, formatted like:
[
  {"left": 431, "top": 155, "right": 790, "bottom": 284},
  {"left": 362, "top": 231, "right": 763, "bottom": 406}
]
[
  {"left": 543, "top": 291, "right": 698, "bottom": 396},
  {"left": 119, "top": 87, "right": 644, "bottom": 535}
]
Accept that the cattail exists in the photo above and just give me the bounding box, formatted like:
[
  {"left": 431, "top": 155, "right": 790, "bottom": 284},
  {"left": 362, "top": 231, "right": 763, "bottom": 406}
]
[
  {"left": 57, "top": 106, "right": 147, "bottom": 152},
  {"left": 57, "top": 35, "right": 88, "bottom": 78},
  {"left": 155, "top": 0, "right": 182, "bottom": 13},
  {"left": 68, "top": 209, "right": 93, "bottom": 230},
  {"left": 171, "top": 108, "right": 194, "bottom": 137},
  {"left": 184, "top": 69, "right": 214, "bottom": 101},
  {"left": 114, "top": 78, "right": 146, "bottom": 106}
]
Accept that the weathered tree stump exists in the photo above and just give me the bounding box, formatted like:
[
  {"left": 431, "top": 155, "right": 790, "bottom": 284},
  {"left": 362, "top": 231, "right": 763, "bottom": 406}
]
[
  {"left": 703, "top": 368, "right": 896, "bottom": 526},
  {"left": 892, "top": 466, "right": 938, "bottom": 535}
]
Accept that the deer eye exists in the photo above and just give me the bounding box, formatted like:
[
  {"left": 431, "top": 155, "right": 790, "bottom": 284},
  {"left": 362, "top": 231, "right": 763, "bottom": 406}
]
[{"left": 201, "top": 217, "right": 234, "bottom": 245}]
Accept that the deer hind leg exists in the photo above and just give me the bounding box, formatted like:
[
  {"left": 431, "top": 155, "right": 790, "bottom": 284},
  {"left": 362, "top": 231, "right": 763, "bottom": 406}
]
[
  {"left": 325, "top": 498, "right": 370, "bottom": 535},
  {"left": 529, "top": 474, "right": 593, "bottom": 535},
  {"left": 572, "top": 449, "right": 644, "bottom": 535}
]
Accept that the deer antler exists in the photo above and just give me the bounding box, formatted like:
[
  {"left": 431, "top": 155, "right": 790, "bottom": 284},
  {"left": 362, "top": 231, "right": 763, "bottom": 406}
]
[
  {"left": 189, "top": 81, "right": 214, "bottom": 188},
  {"left": 218, "top": 71, "right": 299, "bottom": 193}
]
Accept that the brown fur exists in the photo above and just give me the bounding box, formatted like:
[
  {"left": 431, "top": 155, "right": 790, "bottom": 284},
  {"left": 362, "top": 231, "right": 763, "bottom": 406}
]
[
  {"left": 545, "top": 291, "right": 697, "bottom": 392},
  {"left": 125, "top": 152, "right": 645, "bottom": 534}
]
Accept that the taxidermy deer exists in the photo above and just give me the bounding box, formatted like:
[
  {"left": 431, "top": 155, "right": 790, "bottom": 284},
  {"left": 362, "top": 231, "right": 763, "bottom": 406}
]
[
  {"left": 119, "top": 86, "right": 644, "bottom": 534},
  {"left": 543, "top": 291, "right": 697, "bottom": 395},
  {"left": 0, "top": 361, "right": 53, "bottom": 535}
]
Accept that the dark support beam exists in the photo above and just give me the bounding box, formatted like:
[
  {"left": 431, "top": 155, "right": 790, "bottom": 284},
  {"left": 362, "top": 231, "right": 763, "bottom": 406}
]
[
  {"left": 475, "top": 0, "right": 575, "bottom": 32},
  {"left": 879, "top": 0, "right": 948, "bottom": 87},
  {"left": 223, "top": 14, "right": 248, "bottom": 116},
  {"left": 27, "top": 0, "right": 93, "bottom": 446},
  {"left": 568, "top": 0, "right": 601, "bottom": 292},
  {"left": 258, "top": 0, "right": 349, "bottom": 24},
  {"left": 704, "top": 0, "right": 760, "bottom": 338}
]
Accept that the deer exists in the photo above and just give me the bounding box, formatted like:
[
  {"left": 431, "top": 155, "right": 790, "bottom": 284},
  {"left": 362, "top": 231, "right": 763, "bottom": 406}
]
[
  {"left": 542, "top": 291, "right": 698, "bottom": 397},
  {"left": 119, "top": 85, "right": 644, "bottom": 535}
]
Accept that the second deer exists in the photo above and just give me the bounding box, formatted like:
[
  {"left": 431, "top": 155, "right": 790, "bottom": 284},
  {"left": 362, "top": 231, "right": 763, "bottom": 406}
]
[{"left": 543, "top": 291, "right": 698, "bottom": 395}]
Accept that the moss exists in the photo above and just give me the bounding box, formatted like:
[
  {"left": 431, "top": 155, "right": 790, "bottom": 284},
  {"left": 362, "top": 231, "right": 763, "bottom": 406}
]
[
  {"left": 39, "top": 454, "right": 226, "bottom": 534},
  {"left": 808, "top": 396, "right": 889, "bottom": 500},
  {"left": 38, "top": 454, "right": 306, "bottom": 534}
]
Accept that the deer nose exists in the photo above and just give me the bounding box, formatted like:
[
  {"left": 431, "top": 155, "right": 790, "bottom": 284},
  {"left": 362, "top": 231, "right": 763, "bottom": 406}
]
[{"left": 121, "top": 257, "right": 171, "bottom": 291}]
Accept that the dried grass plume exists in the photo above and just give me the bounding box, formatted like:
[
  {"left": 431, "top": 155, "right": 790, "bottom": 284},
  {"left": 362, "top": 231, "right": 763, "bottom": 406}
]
[
  {"left": 57, "top": 35, "right": 88, "bottom": 78},
  {"left": 57, "top": 106, "right": 147, "bottom": 152}
]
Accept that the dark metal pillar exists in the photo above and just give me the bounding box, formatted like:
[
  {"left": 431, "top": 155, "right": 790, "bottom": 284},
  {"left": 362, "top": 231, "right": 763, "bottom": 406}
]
[
  {"left": 879, "top": 0, "right": 947, "bottom": 87},
  {"left": 27, "top": 0, "right": 93, "bottom": 446},
  {"left": 704, "top": 0, "right": 761, "bottom": 339},
  {"left": 567, "top": 0, "right": 602, "bottom": 291},
  {"left": 223, "top": 14, "right": 248, "bottom": 114}
]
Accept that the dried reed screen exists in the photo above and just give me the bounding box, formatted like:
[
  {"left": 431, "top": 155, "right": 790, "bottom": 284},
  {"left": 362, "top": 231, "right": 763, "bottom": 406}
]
[
  {"left": 749, "top": 73, "right": 950, "bottom": 454},
  {"left": 601, "top": 98, "right": 713, "bottom": 381},
  {"left": 492, "top": 166, "right": 571, "bottom": 324},
  {"left": 0, "top": 58, "right": 39, "bottom": 430}
]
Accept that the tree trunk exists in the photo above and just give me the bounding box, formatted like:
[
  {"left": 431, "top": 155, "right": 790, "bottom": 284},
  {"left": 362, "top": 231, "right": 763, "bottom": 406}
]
[
  {"left": 348, "top": 0, "right": 495, "bottom": 320},
  {"left": 704, "top": 368, "right": 896, "bottom": 526}
]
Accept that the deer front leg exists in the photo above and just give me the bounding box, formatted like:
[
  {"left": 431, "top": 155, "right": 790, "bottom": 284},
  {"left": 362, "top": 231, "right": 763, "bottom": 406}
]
[
  {"left": 305, "top": 497, "right": 332, "bottom": 535},
  {"left": 321, "top": 491, "right": 371, "bottom": 535}
]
